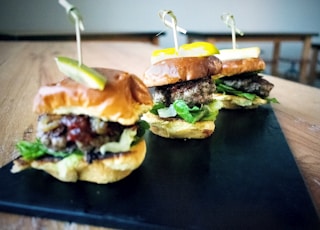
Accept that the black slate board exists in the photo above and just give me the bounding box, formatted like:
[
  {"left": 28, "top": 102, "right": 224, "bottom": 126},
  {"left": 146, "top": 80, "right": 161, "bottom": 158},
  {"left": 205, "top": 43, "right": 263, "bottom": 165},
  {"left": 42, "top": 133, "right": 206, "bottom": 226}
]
[{"left": 0, "top": 106, "right": 319, "bottom": 229}]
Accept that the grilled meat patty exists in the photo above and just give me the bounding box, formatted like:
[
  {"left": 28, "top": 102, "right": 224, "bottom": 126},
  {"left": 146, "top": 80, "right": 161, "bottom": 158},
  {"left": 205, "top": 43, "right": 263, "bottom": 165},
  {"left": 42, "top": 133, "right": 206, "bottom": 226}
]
[
  {"left": 37, "top": 114, "right": 134, "bottom": 162},
  {"left": 220, "top": 73, "right": 274, "bottom": 97},
  {"left": 153, "top": 77, "right": 215, "bottom": 107}
]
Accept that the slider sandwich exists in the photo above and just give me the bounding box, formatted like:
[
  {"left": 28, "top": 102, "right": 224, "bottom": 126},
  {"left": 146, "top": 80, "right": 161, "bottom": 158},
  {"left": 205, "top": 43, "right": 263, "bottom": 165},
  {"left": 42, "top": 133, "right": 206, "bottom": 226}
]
[
  {"left": 142, "top": 42, "right": 223, "bottom": 139},
  {"left": 213, "top": 47, "right": 278, "bottom": 109},
  {"left": 12, "top": 57, "right": 153, "bottom": 184}
]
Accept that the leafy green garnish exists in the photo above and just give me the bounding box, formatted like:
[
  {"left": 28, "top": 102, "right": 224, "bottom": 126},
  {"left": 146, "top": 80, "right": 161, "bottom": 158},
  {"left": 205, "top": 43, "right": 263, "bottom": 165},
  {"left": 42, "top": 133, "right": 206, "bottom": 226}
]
[
  {"left": 215, "top": 79, "right": 257, "bottom": 101},
  {"left": 132, "top": 120, "right": 150, "bottom": 145},
  {"left": 150, "top": 102, "right": 166, "bottom": 114},
  {"left": 266, "top": 97, "right": 279, "bottom": 104},
  {"left": 201, "top": 100, "right": 223, "bottom": 121},
  {"left": 16, "top": 139, "right": 82, "bottom": 161},
  {"left": 16, "top": 140, "right": 47, "bottom": 160},
  {"left": 150, "top": 99, "right": 222, "bottom": 124},
  {"left": 173, "top": 100, "right": 206, "bottom": 123},
  {"left": 136, "top": 120, "right": 150, "bottom": 137},
  {"left": 215, "top": 79, "right": 279, "bottom": 104}
]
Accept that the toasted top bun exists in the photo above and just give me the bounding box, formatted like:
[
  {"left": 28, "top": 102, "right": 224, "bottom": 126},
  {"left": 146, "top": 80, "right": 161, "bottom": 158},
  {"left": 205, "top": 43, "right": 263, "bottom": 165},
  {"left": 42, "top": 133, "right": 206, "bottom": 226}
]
[
  {"left": 142, "top": 112, "right": 215, "bottom": 139},
  {"left": 217, "top": 57, "right": 265, "bottom": 78},
  {"left": 33, "top": 68, "right": 153, "bottom": 125},
  {"left": 143, "top": 56, "right": 222, "bottom": 87},
  {"left": 12, "top": 139, "right": 147, "bottom": 184}
]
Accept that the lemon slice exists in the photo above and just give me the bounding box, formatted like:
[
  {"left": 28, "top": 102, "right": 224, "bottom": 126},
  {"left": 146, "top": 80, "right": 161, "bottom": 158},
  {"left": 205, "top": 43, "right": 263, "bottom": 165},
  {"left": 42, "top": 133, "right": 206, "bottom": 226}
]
[
  {"left": 179, "top": 41, "right": 220, "bottom": 57},
  {"left": 150, "top": 42, "right": 220, "bottom": 64},
  {"left": 215, "top": 47, "right": 261, "bottom": 61},
  {"left": 151, "top": 47, "right": 177, "bottom": 64},
  {"left": 55, "top": 56, "right": 107, "bottom": 90}
]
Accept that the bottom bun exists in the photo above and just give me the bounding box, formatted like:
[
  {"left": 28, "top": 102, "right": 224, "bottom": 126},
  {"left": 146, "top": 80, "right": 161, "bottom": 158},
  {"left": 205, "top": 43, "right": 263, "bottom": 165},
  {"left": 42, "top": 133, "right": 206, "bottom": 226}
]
[
  {"left": 142, "top": 112, "right": 215, "bottom": 139},
  {"left": 11, "top": 140, "right": 146, "bottom": 184},
  {"left": 212, "top": 93, "right": 267, "bottom": 109}
]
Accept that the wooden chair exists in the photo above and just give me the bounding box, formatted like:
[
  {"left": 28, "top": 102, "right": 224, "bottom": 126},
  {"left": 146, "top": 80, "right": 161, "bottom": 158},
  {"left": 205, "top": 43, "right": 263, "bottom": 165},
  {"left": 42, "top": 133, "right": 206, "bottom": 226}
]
[
  {"left": 0, "top": 32, "right": 165, "bottom": 45},
  {"left": 309, "top": 43, "right": 320, "bottom": 84}
]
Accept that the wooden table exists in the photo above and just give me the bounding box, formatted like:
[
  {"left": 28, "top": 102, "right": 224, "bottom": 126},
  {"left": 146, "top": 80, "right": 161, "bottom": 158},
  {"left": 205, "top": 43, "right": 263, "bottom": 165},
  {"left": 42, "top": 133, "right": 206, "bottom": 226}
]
[
  {"left": 0, "top": 41, "right": 319, "bottom": 229},
  {"left": 187, "top": 32, "right": 319, "bottom": 84}
]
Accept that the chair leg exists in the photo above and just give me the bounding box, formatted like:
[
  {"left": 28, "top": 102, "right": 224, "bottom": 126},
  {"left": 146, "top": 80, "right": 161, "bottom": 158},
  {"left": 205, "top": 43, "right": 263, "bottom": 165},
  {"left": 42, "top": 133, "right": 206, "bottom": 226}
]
[
  {"left": 284, "top": 61, "right": 298, "bottom": 79},
  {"left": 309, "top": 48, "right": 319, "bottom": 84}
]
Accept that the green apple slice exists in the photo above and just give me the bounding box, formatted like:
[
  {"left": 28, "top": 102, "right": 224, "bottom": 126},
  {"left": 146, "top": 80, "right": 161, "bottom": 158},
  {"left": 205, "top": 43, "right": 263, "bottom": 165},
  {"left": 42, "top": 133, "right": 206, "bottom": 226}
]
[{"left": 55, "top": 56, "right": 107, "bottom": 90}]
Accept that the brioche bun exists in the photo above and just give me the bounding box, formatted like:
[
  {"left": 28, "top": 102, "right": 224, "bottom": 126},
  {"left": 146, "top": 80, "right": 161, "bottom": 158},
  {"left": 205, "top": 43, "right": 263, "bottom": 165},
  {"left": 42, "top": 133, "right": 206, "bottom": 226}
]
[
  {"left": 12, "top": 68, "right": 152, "bottom": 184},
  {"left": 216, "top": 57, "right": 265, "bottom": 78},
  {"left": 142, "top": 112, "right": 215, "bottom": 139},
  {"left": 143, "top": 56, "right": 222, "bottom": 87},
  {"left": 12, "top": 139, "right": 146, "bottom": 184},
  {"left": 33, "top": 68, "right": 153, "bottom": 126},
  {"left": 211, "top": 57, "right": 275, "bottom": 109}
]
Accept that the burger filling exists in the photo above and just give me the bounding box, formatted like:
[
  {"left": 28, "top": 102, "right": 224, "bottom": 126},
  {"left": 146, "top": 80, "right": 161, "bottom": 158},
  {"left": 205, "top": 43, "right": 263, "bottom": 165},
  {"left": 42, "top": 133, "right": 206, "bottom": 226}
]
[
  {"left": 153, "top": 77, "right": 215, "bottom": 107},
  {"left": 150, "top": 77, "right": 222, "bottom": 123},
  {"left": 214, "top": 72, "right": 278, "bottom": 107},
  {"left": 16, "top": 114, "right": 149, "bottom": 163},
  {"left": 216, "top": 73, "right": 274, "bottom": 97}
]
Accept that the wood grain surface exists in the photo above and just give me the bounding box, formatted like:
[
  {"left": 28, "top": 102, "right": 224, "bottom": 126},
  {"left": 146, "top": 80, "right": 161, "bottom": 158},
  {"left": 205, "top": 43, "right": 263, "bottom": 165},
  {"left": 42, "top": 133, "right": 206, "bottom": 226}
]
[{"left": 0, "top": 41, "right": 319, "bottom": 229}]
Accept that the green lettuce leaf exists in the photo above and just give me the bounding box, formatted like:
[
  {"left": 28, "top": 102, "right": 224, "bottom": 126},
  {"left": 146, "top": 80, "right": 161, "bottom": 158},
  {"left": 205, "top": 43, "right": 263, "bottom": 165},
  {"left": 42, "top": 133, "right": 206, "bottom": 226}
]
[
  {"left": 215, "top": 79, "right": 257, "bottom": 101},
  {"left": 16, "top": 139, "right": 82, "bottom": 161},
  {"left": 215, "top": 79, "right": 279, "bottom": 104},
  {"left": 150, "top": 99, "right": 222, "bottom": 124},
  {"left": 136, "top": 120, "right": 150, "bottom": 137},
  {"left": 266, "top": 97, "right": 279, "bottom": 104},
  {"left": 173, "top": 100, "right": 206, "bottom": 123},
  {"left": 201, "top": 100, "right": 223, "bottom": 121},
  {"left": 150, "top": 102, "right": 166, "bottom": 114},
  {"left": 132, "top": 120, "right": 150, "bottom": 145}
]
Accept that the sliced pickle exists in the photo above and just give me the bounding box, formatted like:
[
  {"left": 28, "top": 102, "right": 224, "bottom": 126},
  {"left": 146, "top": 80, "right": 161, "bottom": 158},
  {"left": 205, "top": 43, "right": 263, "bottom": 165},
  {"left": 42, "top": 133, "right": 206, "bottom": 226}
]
[{"left": 55, "top": 56, "right": 107, "bottom": 90}]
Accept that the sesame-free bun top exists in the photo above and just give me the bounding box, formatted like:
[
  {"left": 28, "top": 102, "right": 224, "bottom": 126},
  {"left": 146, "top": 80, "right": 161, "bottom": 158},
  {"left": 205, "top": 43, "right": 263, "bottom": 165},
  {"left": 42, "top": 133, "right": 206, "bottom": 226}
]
[
  {"left": 143, "top": 56, "right": 222, "bottom": 87},
  {"left": 218, "top": 57, "right": 266, "bottom": 77},
  {"left": 33, "top": 68, "right": 153, "bottom": 125}
]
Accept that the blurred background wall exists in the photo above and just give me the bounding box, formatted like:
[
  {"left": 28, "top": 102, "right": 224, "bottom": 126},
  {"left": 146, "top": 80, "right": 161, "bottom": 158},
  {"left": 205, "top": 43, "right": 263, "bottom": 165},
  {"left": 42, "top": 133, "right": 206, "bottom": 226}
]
[{"left": 1, "top": 0, "right": 319, "bottom": 75}]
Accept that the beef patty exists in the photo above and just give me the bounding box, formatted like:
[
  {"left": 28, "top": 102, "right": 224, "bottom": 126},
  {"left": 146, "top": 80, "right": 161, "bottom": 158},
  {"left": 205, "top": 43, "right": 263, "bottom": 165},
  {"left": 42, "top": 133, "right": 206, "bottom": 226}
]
[
  {"left": 153, "top": 77, "right": 216, "bottom": 107},
  {"left": 219, "top": 73, "right": 274, "bottom": 97}
]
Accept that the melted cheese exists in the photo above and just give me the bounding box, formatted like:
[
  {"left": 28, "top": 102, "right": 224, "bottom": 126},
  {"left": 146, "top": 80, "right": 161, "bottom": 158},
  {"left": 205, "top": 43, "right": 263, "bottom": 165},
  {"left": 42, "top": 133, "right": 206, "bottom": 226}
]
[{"left": 100, "top": 127, "right": 137, "bottom": 154}]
